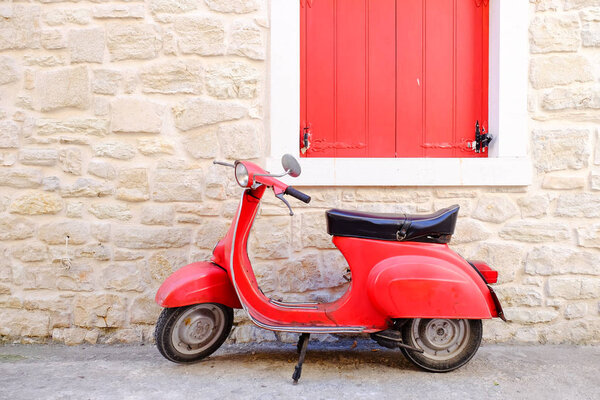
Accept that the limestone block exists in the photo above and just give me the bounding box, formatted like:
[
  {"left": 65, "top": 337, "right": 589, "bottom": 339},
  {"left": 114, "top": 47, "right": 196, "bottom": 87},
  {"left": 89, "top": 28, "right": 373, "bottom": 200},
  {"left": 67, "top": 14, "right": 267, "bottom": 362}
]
[
  {"left": 500, "top": 220, "right": 570, "bottom": 243},
  {"left": 556, "top": 193, "right": 600, "bottom": 217},
  {"left": 451, "top": 219, "right": 491, "bottom": 244},
  {"left": 228, "top": 20, "right": 265, "bottom": 60},
  {"left": 182, "top": 129, "right": 219, "bottom": 159},
  {"left": 9, "top": 192, "right": 63, "bottom": 215},
  {"left": 517, "top": 195, "right": 549, "bottom": 219},
  {"left": 150, "top": 0, "right": 198, "bottom": 14},
  {"left": 74, "top": 243, "right": 111, "bottom": 261},
  {"left": 217, "top": 123, "right": 261, "bottom": 159},
  {"left": 542, "top": 175, "right": 586, "bottom": 190},
  {"left": 0, "top": 5, "right": 41, "bottom": 50},
  {"left": 532, "top": 129, "right": 590, "bottom": 172},
  {"left": 229, "top": 324, "right": 277, "bottom": 344},
  {"left": 472, "top": 195, "right": 519, "bottom": 223},
  {"left": 529, "top": 55, "right": 594, "bottom": 89},
  {"left": 530, "top": 14, "right": 580, "bottom": 54},
  {"left": 542, "top": 86, "right": 600, "bottom": 111},
  {"left": 93, "top": 142, "right": 136, "bottom": 160},
  {"left": 0, "top": 168, "right": 42, "bottom": 188},
  {"left": 249, "top": 217, "right": 291, "bottom": 259},
  {"left": 301, "top": 211, "right": 335, "bottom": 249},
  {"left": 58, "top": 148, "right": 82, "bottom": 175},
  {"left": 131, "top": 296, "right": 162, "bottom": 324},
  {"left": 591, "top": 171, "right": 600, "bottom": 190},
  {"left": 92, "top": 69, "right": 121, "bottom": 95},
  {"left": 504, "top": 308, "right": 559, "bottom": 324},
  {"left": 533, "top": 0, "right": 561, "bottom": 11},
  {"left": 42, "top": 8, "right": 91, "bottom": 26},
  {"left": 113, "top": 226, "right": 192, "bottom": 249},
  {"left": 564, "top": 0, "right": 600, "bottom": 10},
  {"left": 93, "top": 5, "right": 145, "bottom": 19},
  {"left": 495, "top": 286, "right": 543, "bottom": 307},
  {"left": 141, "top": 204, "right": 174, "bottom": 226},
  {"left": 137, "top": 138, "right": 174, "bottom": 156},
  {"left": 23, "top": 53, "right": 67, "bottom": 68},
  {"left": 116, "top": 168, "right": 150, "bottom": 202},
  {"left": 581, "top": 9, "right": 600, "bottom": 47},
  {"left": 0, "top": 120, "right": 20, "bottom": 148},
  {"left": 19, "top": 148, "right": 58, "bottom": 166},
  {"left": 87, "top": 159, "right": 116, "bottom": 180},
  {"left": 0, "top": 56, "right": 18, "bottom": 85},
  {"left": 69, "top": 27, "right": 104, "bottom": 63},
  {"left": 92, "top": 223, "right": 111, "bottom": 242},
  {"left": 0, "top": 309, "right": 50, "bottom": 338},
  {"left": 194, "top": 218, "right": 230, "bottom": 248},
  {"left": 576, "top": 224, "right": 600, "bottom": 249},
  {"left": 140, "top": 60, "right": 203, "bottom": 94},
  {"left": 565, "top": 303, "right": 587, "bottom": 320},
  {"left": 174, "top": 98, "right": 248, "bottom": 131},
  {"left": 148, "top": 250, "right": 188, "bottom": 282},
  {"left": 526, "top": 246, "right": 600, "bottom": 275},
  {"left": 0, "top": 152, "right": 17, "bottom": 166},
  {"left": 89, "top": 203, "right": 132, "bottom": 221},
  {"left": 36, "top": 118, "right": 109, "bottom": 137},
  {"left": 205, "top": 61, "right": 259, "bottom": 99},
  {"left": 205, "top": 0, "right": 258, "bottom": 13},
  {"left": 11, "top": 242, "right": 47, "bottom": 263},
  {"left": 151, "top": 169, "right": 203, "bottom": 202},
  {"left": 111, "top": 97, "right": 165, "bottom": 134},
  {"left": 73, "top": 294, "right": 127, "bottom": 328},
  {"left": 0, "top": 216, "right": 35, "bottom": 241},
  {"left": 66, "top": 201, "right": 84, "bottom": 218},
  {"left": 60, "top": 178, "right": 114, "bottom": 198},
  {"left": 176, "top": 203, "right": 221, "bottom": 217},
  {"left": 102, "top": 263, "right": 146, "bottom": 292},
  {"left": 38, "top": 220, "right": 89, "bottom": 244},
  {"left": 52, "top": 327, "right": 89, "bottom": 345},
  {"left": 114, "top": 248, "right": 145, "bottom": 261},
  {"left": 35, "top": 66, "right": 90, "bottom": 112},
  {"left": 547, "top": 277, "right": 600, "bottom": 299},
  {"left": 41, "top": 29, "right": 65, "bottom": 49},
  {"left": 174, "top": 16, "right": 225, "bottom": 56},
  {"left": 107, "top": 24, "right": 162, "bottom": 61}
]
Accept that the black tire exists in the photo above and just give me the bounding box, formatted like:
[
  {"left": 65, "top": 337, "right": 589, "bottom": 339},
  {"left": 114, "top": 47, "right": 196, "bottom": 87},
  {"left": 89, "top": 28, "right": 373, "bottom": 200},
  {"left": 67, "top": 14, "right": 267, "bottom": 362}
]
[
  {"left": 400, "top": 318, "right": 482, "bottom": 372},
  {"left": 154, "top": 303, "right": 233, "bottom": 364}
]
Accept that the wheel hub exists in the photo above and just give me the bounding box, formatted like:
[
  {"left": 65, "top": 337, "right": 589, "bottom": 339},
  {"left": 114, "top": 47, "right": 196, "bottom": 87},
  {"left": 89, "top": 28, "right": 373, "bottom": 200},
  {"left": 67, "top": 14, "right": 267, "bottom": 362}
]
[
  {"left": 411, "top": 318, "right": 470, "bottom": 361},
  {"left": 171, "top": 304, "right": 225, "bottom": 356}
]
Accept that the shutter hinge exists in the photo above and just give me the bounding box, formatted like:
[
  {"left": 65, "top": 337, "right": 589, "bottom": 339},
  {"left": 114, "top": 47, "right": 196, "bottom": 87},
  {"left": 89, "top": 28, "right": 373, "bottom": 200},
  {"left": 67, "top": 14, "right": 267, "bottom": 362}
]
[
  {"left": 467, "top": 120, "right": 493, "bottom": 153},
  {"left": 301, "top": 125, "right": 311, "bottom": 155}
]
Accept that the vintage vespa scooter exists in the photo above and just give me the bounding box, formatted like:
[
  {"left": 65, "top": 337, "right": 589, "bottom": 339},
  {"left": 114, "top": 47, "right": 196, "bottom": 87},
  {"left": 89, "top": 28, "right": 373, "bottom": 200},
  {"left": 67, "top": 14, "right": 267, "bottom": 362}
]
[{"left": 154, "top": 155, "right": 505, "bottom": 382}]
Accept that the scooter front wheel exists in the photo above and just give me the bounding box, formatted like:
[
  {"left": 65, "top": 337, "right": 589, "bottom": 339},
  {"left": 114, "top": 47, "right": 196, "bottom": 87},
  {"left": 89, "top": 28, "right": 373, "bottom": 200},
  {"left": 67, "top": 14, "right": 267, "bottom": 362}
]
[
  {"left": 400, "top": 318, "right": 482, "bottom": 372},
  {"left": 154, "top": 303, "right": 233, "bottom": 364}
]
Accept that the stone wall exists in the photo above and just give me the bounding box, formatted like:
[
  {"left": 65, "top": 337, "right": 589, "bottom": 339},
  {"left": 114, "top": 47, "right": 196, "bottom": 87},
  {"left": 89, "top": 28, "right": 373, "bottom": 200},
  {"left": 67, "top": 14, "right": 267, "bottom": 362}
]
[{"left": 0, "top": 0, "right": 599, "bottom": 345}]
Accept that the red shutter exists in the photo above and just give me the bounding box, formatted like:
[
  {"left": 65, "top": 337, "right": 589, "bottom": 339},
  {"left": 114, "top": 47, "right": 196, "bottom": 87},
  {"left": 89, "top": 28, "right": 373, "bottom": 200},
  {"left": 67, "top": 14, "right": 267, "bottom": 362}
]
[{"left": 301, "top": 0, "right": 489, "bottom": 158}]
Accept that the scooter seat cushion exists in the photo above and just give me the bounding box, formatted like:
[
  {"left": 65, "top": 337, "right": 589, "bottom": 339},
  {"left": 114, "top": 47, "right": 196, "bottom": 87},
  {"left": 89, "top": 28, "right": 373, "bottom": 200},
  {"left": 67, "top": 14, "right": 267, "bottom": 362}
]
[{"left": 325, "top": 205, "right": 459, "bottom": 244}]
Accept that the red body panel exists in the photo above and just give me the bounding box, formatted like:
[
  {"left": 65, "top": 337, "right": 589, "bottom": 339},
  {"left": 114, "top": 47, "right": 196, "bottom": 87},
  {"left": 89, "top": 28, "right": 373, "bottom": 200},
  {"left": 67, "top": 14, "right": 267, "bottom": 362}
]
[{"left": 155, "top": 262, "right": 241, "bottom": 309}]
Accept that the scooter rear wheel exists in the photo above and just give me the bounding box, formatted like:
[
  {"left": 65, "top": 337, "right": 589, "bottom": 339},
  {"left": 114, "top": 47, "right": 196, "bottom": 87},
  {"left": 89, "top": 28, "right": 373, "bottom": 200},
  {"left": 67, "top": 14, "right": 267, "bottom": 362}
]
[
  {"left": 400, "top": 318, "right": 482, "bottom": 372},
  {"left": 155, "top": 303, "right": 233, "bottom": 364}
]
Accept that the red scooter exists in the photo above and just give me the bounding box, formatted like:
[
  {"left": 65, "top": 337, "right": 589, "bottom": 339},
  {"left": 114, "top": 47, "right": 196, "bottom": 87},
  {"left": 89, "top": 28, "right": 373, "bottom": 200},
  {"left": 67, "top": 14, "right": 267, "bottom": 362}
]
[{"left": 154, "top": 155, "right": 505, "bottom": 382}]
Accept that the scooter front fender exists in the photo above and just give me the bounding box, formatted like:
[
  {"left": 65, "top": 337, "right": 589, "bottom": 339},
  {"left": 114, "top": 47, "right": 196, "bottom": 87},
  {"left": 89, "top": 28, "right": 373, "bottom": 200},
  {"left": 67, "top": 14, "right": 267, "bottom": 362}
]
[
  {"left": 155, "top": 261, "right": 242, "bottom": 309},
  {"left": 367, "top": 255, "right": 496, "bottom": 319}
]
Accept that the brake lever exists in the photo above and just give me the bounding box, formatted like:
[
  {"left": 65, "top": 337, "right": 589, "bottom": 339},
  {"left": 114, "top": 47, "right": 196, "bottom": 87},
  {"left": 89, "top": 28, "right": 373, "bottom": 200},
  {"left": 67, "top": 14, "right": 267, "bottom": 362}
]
[{"left": 275, "top": 193, "right": 294, "bottom": 216}]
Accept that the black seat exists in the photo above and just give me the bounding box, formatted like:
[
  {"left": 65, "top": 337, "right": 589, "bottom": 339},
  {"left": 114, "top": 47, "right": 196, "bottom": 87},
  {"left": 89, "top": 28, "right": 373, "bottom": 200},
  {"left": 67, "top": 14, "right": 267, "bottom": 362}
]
[{"left": 326, "top": 205, "right": 460, "bottom": 244}]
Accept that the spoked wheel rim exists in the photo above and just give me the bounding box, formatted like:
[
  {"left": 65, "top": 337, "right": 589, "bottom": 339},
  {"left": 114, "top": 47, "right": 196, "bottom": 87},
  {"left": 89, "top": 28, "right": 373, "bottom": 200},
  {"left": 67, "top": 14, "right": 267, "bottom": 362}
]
[
  {"left": 411, "top": 318, "right": 470, "bottom": 361},
  {"left": 171, "top": 304, "right": 227, "bottom": 356}
]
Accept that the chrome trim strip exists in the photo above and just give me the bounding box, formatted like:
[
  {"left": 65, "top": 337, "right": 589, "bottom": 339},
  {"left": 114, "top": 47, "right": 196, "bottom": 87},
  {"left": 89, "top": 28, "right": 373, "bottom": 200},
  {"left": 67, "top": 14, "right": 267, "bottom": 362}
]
[
  {"left": 269, "top": 299, "right": 319, "bottom": 310},
  {"left": 228, "top": 190, "right": 366, "bottom": 334}
]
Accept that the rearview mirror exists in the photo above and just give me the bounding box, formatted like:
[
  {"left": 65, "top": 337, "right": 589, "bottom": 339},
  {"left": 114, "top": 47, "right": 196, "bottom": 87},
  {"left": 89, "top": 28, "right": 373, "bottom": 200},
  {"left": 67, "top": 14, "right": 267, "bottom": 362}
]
[{"left": 281, "top": 154, "right": 301, "bottom": 178}]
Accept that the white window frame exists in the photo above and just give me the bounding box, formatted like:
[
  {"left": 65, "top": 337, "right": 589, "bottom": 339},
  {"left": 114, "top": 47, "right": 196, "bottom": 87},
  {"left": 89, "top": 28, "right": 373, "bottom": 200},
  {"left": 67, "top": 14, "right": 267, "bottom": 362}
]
[{"left": 267, "top": 0, "right": 531, "bottom": 187}]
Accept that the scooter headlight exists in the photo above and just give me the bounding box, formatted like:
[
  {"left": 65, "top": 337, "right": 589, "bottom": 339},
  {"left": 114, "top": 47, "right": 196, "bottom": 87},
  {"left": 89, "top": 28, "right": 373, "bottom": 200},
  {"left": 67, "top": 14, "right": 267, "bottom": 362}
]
[{"left": 235, "top": 162, "right": 249, "bottom": 187}]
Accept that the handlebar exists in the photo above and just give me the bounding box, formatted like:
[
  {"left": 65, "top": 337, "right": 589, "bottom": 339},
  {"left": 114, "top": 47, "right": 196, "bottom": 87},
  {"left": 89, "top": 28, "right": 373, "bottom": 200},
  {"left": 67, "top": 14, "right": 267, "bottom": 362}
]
[{"left": 285, "top": 186, "right": 311, "bottom": 204}]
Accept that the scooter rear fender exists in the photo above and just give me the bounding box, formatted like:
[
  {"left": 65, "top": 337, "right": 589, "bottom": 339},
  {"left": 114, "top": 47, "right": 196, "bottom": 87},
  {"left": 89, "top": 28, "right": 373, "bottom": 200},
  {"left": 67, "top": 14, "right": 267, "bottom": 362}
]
[
  {"left": 367, "top": 255, "right": 498, "bottom": 319},
  {"left": 155, "top": 261, "right": 242, "bottom": 309}
]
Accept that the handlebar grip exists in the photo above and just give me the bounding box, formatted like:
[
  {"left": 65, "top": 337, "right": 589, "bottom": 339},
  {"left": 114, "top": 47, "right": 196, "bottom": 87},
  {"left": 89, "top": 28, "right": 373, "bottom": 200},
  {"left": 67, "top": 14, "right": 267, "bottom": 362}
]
[{"left": 285, "top": 186, "right": 311, "bottom": 204}]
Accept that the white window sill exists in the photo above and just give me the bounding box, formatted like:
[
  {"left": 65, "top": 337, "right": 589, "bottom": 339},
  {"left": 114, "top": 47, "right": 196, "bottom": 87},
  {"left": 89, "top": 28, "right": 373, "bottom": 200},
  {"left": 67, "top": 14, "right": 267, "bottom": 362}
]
[{"left": 266, "top": 156, "right": 532, "bottom": 187}]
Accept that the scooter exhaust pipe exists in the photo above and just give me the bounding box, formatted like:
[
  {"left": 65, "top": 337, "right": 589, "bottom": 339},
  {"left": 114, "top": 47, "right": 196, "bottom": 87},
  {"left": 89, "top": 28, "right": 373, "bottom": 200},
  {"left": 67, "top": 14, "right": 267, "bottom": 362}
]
[{"left": 371, "top": 331, "right": 425, "bottom": 353}]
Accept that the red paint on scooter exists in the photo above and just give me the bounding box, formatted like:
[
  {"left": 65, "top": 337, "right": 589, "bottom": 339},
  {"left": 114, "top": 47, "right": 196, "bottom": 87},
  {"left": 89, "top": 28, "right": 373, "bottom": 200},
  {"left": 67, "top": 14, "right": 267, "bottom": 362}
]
[
  {"left": 155, "top": 261, "right": 241, "bottom": 309},
  {"left": 156, "top": 159, "right": 503, "bottom": 334},
  {"left": 470, "top": 260, "right": 498, "bottom": 284}
]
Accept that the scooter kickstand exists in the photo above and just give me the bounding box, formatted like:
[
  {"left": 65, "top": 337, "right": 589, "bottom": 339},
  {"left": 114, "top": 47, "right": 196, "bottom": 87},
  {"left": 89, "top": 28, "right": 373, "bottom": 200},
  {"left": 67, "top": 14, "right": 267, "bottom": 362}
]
[{"left": 292, "top": 333, "right": 310, "bottom": 384}]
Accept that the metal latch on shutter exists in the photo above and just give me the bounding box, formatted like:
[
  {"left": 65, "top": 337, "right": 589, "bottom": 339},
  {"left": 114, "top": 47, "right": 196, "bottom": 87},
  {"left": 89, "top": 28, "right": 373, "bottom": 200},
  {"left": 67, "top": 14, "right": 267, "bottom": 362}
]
[
  {"left": 300, "top": 125, "right": 311, "bottom": 154},
  {"left": 467, "top": 120, "right": 493, "bottom": 153}
]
